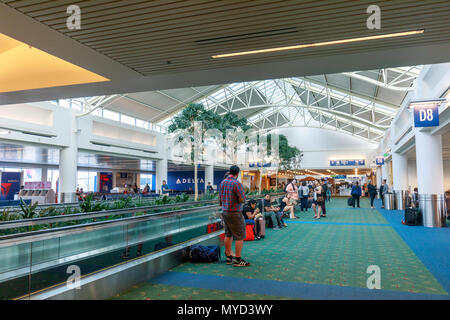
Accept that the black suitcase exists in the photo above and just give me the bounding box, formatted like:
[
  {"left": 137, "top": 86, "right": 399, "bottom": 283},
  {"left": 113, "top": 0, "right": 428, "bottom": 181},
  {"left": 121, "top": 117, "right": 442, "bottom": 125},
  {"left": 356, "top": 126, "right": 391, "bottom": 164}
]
[
  {"left": 404, "top": 208, "right": 423, "bottom": 226},
  {"left": 347, "top": 197, "right": 354, "bottom": 206}
]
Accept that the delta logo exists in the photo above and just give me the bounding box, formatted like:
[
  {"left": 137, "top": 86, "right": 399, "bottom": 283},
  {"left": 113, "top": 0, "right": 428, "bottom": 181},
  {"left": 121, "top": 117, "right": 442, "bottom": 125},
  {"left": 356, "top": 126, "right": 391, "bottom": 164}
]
[
  {"left": 1, "top": 183, "right": 12, "bottom": 199},
  {"left": 175, "top": 178, "right": 205, "bottom": 184}
]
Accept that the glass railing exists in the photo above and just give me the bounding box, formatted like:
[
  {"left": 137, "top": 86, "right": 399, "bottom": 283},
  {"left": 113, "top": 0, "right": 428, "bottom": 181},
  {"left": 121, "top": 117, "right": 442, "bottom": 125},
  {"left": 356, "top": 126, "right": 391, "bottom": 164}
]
[{"left": 0, "top": 205, "right": 222, "bottom": 300}]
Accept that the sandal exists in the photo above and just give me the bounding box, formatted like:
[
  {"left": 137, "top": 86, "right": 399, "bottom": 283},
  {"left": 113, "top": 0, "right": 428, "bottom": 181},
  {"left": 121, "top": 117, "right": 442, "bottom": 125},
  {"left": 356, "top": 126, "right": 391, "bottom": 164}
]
[{"left": 226, "top": 255, "right": 234, "bottom": 265}]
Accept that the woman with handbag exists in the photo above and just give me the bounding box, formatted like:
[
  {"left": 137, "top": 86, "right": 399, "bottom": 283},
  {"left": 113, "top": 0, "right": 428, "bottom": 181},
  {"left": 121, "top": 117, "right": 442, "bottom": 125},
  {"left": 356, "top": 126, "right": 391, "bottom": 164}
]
[{"left": 313, "top": 181, "right": 323, "bottom": 219}]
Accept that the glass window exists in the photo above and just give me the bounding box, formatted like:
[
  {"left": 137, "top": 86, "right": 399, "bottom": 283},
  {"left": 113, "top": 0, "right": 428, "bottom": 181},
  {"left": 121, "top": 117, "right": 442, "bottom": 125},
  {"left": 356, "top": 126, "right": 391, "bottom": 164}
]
[
  {"left": 59, "top": 99, "right": 71, "bottom": 108},
  {"left": 76, "top": 171, "right": 98, "bottom": 192},
  {"left": 71, "top": 100, "right": 82, "bottom": 111},
  {"left": 48, "top": 169, "right": 59, "bottom": 192},
  {"left": 92, "top": 108, "right": 103, "bottom": 117},
  {"left": 140, "top": 174, "right": 153, "bottom": 190},
  {"left": 103, "top": 110, "right": 120, "bottom": 121},
  {"left": 136, "top": 119, "right": 148, "bottom": 129},
  {"left": 121, "top": 114, "right": 135, "bottom": 126}
]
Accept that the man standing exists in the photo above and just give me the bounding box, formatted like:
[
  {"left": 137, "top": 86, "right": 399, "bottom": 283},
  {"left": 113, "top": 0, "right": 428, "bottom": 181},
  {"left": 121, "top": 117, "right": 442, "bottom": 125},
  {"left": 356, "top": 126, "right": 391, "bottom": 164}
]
[
  {"left": 320, "top": 178, "right": 328, "bottom": 217},
  {"left": 380, "top": 179, "right": 389, "bottom": 208},
  {"left": 206, "top": 182, "right": 214, "bottom": 194},
  {"left": 161, "top": 180, "right": 170, "bottom": 195},
  {"left": 219, "top": 165, "right": 250, "bottom": 267}
]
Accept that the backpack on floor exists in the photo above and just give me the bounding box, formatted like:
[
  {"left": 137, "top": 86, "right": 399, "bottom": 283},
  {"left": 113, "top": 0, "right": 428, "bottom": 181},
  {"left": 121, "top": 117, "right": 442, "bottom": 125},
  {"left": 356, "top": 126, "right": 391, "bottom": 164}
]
[
  {"left": 347, "top": 197, "right": 355, "bottom": 206},
  {"left": 404, "top": 208, "right": 423, "bottom": 226},
  {"left": 188, "top": 245, "right": 221, "bottom": 263}
]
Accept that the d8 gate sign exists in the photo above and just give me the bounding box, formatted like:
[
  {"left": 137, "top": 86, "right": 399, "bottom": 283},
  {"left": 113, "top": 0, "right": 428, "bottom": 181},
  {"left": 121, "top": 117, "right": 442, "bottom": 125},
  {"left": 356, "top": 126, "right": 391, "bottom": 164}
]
[{"left": 413, "top": 103, "right": 439, "bottom": 127}]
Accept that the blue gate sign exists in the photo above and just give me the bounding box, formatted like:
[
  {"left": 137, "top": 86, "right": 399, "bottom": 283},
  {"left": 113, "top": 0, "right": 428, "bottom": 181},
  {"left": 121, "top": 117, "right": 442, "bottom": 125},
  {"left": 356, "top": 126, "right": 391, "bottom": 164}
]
[
  {"left": 413, "top": 102, "right": 440, "bottom": 128},
  {"left": 376, "top": 157, "right": 384, "bottom": 165}
]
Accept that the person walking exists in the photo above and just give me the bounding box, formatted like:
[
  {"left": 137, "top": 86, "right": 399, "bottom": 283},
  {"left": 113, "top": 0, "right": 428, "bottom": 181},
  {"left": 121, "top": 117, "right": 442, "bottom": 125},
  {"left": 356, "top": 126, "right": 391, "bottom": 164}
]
[
  {"left": 206, "top": 182, "right": 214, "bottom": 194},
  {"left": 367, "top": 179, "right": 377, "bottom": 208},
  {"left": 312, "top": 181, "right": 323, "bottom": 219},
  {"left": 219, "top": 165, "right": 250, "bottom": 267},
  {"left": 351, "top": 181, "right": 362, "bottom": 208},
  {"left": 299, "top": 181, "right": 310, "bottom": 212},
  {"left": 319, "top": 178, "right": 327, "bottom": 217}
]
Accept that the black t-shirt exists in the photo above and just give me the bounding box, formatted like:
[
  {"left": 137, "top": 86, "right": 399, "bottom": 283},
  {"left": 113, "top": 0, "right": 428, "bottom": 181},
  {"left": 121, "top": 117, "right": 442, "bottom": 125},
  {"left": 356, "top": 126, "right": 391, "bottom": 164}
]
[
  {"left": 242, "top": 204, "right": 255, "bottom": 220},
  {"left": 263, "top": 199, "right": 272, "bottom": 210},
  {"left": 279, "top": 198, "right": 287, "bottom": 211}
]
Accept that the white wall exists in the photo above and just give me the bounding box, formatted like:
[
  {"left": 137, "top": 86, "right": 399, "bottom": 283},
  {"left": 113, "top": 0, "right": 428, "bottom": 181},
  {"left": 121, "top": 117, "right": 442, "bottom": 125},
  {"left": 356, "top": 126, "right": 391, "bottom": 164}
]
[
  {"left": 407, "top": 160, "right": 417, "bottom": 189},
  {"left": 279, "top": 127, "right": 378, "bottom": 169},
  {"left": 407, "top": 160, "right": 450, "bottom": 191},
  {"left": 444, "top": 160, "right": 450, "bottom": 192}
]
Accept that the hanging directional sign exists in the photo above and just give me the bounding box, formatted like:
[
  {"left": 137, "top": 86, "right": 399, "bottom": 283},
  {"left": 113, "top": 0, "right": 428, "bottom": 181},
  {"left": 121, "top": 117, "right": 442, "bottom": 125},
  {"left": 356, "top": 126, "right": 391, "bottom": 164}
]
[
  {"left": 330, "top": 159, "right": 365, "bottom": 166},
  {"left": 412, "top": 100, "right": 442, "bottom": 128},
  {"left": 376, "top": 156, "right": 384, "bottom": 165}
]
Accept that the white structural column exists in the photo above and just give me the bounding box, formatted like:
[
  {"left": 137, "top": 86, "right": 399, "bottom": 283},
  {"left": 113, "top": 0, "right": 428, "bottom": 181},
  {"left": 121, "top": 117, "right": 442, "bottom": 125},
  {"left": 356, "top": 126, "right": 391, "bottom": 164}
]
[
  {"left": 376, "top": 166, "right": 382, "bottom": 190},
  {"left": 392, "top": 152, "right": 408, "bottom": 210},
  {"left": 59, "top": 110, "right": 78, "bottom": 203},
  {"left": 392, "top": 153, "right": 408, "bottom": 190},
  {"left": 156, "top": 158, "right": 168, "bottom": 194},
  {"left": 204, "top": 165, "right": 214, "bottom": 192},
  {"left": 381, "top": 162, "right": 389, "bottom": 185},
  {"left": 415, "top": 131, "right": 446, "bottom": 227}
]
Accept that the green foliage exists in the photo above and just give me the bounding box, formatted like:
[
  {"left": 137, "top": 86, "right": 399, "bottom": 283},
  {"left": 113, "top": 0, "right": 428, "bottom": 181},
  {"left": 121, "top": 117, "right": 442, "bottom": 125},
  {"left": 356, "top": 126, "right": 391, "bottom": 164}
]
[
  {"left": 268, "top": 134, "right": 302, "bottom": 170},
  {"left": 39, "top": 207, "right": 60, "bottom": 217},
  {"left": 19, "top": 198, "right": 39, "bottom": 219},
  {"left": 0, "top": 208, "right": 19, "bottom": 221},
  {"left": 79, "top": 194, "right": 94, "bottom": 213}
]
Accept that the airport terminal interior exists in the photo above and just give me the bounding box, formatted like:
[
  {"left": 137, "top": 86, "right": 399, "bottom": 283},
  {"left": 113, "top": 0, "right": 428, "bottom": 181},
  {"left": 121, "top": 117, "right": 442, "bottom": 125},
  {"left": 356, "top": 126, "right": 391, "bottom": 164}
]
[{"left": 0, "top": 1, "right": 449, "bottom": 301}]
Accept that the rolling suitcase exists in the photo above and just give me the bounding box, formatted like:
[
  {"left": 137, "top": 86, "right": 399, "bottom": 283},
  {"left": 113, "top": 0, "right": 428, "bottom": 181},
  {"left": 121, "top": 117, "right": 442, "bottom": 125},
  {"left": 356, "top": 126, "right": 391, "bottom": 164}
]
[{"left": 347, "top": 197, "right": 355, "bottom": 206}]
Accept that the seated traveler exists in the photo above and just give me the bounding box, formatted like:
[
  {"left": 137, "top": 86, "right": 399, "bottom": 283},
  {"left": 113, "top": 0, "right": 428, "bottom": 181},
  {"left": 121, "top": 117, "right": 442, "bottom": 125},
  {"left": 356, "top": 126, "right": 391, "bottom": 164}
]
[
  {"left": 263, "top": 194, "right": 285, "bottom": 230},
  {"left": 242, "top": 199, "right": 264, "bottom": 240},
  {"left": 280, "top": 194, "right": 297, "bottom": 219}
]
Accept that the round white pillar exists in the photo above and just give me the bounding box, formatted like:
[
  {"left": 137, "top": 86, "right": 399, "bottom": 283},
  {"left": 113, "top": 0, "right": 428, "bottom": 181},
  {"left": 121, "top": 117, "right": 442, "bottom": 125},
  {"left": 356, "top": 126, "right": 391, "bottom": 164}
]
[
  {"left": 59, "top": 111, "right": 78, "bottom": 203},
  {"left": 156, "top": 159, "right": 168, "bottom": 194},
  {"left": 392, "top": 152, "right": 408, "bottom": 210},
  {"left": 392, "top": 153, "right": 408, "bottom": 191},
  {"left": 415, "top": 131, "right": 445, "bottom": 227},
  {"left": 381, "top": 162, "right": 389, "bottom": 185},
  {"left": 204, "top": 165, "right": 214, "bottom": 192}
]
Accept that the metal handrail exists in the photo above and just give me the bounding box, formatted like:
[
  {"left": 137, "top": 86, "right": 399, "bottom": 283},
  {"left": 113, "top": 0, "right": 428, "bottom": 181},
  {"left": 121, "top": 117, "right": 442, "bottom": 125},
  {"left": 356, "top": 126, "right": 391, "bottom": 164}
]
[
  {"left": 0, "top": 193, "right": 283, "bottom": 229},
  {"left": 0, "top": 193, "right": 188, "bottom": 212},
  {"left": 0, "top": 199, "right": 218, "bottom": 230},
  {"left": 0, "top": 204, "right": 221, "bottom": 247}
]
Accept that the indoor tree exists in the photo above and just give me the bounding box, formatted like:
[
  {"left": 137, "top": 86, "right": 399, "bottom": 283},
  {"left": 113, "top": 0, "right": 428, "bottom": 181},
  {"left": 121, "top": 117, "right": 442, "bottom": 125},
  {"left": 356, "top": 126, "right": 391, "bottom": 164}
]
[
  {"left": 168, "top": 103, "right": 250, "bottom": 200},
  {"left": 267, "top": 133, "right": 302, "bottom": 190}
]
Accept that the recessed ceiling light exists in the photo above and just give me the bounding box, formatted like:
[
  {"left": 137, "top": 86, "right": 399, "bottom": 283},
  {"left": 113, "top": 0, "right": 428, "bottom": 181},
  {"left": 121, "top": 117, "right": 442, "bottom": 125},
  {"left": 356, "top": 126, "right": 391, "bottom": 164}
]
[{"left": 212, "top": 30, "right": 424, "bottom": 58}]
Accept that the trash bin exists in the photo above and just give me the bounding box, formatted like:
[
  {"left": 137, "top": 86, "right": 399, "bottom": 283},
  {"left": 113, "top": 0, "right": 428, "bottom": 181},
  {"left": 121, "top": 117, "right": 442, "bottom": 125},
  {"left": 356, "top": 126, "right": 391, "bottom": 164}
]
[
  {"left": 384, "top": 192, "right": 395, "bottom": 210},
  {"left": 394, "top": 190, "right": 407, "bottom": 210},
  {"left": 419, "top": 194, "right": 447, "bottom": 228}
]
